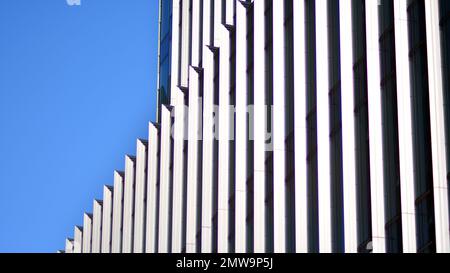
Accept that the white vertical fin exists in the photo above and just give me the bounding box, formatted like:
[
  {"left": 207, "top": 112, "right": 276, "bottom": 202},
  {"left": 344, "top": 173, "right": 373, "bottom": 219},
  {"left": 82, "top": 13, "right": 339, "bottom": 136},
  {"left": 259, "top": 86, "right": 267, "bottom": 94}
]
[
  {"left": 424, "top": 0, "right": 450, "bottom": 253},
  {"left": 74, "top": 226, "right": 83, "bottom": 253},
  {"left": 235, "top": 0, "right": 248, "bottom": 254},
  {"left": 122, "top": 155, "right": 136, "bottom": 253},
  {"left": 158, "top": 105, "right": 173, "bottom": 253},
  {"left": 134, "top": 140, "right": 148, "bottom": 253},
  {"left": 339, "top": 0, "right": 358, "bottom": 253},
  {"left": 273, "top": 0, "right": 287, "bottom": 253},
  {"left": 146, "top": 123, "right": 160, "bottom": 253},
  {"left": 393, "top": 0, "right": 417, "bottom": 253},
  {"left": 186, "top": 67, "right": 202, "bottom": 253},
  {"left": 82, "top": 213, "right": 93, "bottom": 253},
  {"left": 365, "top": 0, "right": 387, "bottom": 253},
  {"left": 293, "top": 0, "right": 309, "bottom": 253},
  {"left": 92, "top": 200, "right": 103, "bottom": 253},
  {"left": 253, "top": 0, "right": 267, "bottom": 253},
  {"left": 111, "top": 171, "right": 124, "bottom": 253},
  {"left": 315, "top": 0, "right": 332, "bottom": 253},
  {"left": 101, "top": 186, "right": 113, "bottom": 253}
]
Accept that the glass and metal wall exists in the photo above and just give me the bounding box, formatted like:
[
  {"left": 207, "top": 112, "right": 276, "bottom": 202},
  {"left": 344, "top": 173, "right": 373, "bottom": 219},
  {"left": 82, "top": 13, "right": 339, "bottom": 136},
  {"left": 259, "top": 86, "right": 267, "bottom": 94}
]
[{"left": 63, "top": 0, "right": 450, "bottom": 254}]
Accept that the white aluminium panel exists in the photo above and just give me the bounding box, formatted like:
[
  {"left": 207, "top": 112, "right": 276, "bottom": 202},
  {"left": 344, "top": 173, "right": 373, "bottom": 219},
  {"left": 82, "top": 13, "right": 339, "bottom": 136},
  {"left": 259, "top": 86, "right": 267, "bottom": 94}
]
[
  {"left": 225, "top": 0, "right": 235, "bottom": 26},
  {"left": 186, "top": 67, "right": 202, "bottom": 253},
  {"left": 201, "top": 44, "right": 215, "bottom": 254},
  {"left": 82, "top": 213, "right": 93, "bottom": 253},
  {"left": 101, "top": 185, "right": 113, "bottom": 253},
  {"left": 65, "top": 238, "right": 74, "bottom": 254},
  {"left": 170, "top": 0, "right": 181, "bottom": 106},
  {"left": 339, "top": 0, "right": 358, "bottom": 253},
  {"left": 272, "top": 0, "right": 287, "bottom": 253},
  {"left": 293, "top": 0, "right": 308, "bottom": 253},
  {"left": 172, "top": 87, "right": 187, "bottom": 253},
  {"left": 134, "top": 139, "right": 148, "bottom": 253},
  {"left": 393, "top": 0, "right": 417, "bottom": 253},
  {"left": 235, "top": 0, "right": 248, "bottom": 254},
  {"left": 111, "top": 171, "right": 124, "bottom": 253},
  {"left": 315, "top": 0, "right": 332, "bottom": 253},
  {"left": 365, "top": 0, "right": 387, "bottom": 253},
  {"left": 213, "top": 0, "right": 222, "bottom": 48},
  {"left": 203, "top": 0, "right": 212, "bottom": 46},
  {"left": 180, "top": 0, "right": 191, "bottom": 87},
  {"left": 217, "top": 21, "right": 231, "bottom": 254},
  {"left": 191, "top": 0, "right": 201, "bottom": 67},
  {"left": 424, "top": 0, "right": 450, "bottom": 253},
  {"left": 200, "top": 0, "right": 214, "bottom": 252},
  {"left": 73, "top": 226, "right": 83, "bottom": 253},
  {"left": 146, "top": 123, "right": 160, "bottom": 253},
  {"left": 159, "top": 105, "right": 172, "bottom": 253},
  {"left": 253, "top": 0, "right": 266, "bottom": 253},
  {"left": 92, "top": 200, "right": 103, "bottom": 253},
  {"left": 122, "top": 155, "right": 136, "bottom": 253}
]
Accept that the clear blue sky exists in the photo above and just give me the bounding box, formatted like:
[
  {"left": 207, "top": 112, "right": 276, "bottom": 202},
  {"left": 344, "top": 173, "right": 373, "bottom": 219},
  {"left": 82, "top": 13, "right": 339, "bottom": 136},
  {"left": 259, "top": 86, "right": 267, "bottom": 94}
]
[{"left": 0, "top": 0, "right": 159, "bottom": 252}]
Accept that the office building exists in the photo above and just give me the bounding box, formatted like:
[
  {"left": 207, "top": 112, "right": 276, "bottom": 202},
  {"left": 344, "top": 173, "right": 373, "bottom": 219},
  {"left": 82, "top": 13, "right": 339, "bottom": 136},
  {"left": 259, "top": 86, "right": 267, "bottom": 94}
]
[{"left": 63, "top": 0, "right": 450, "bottom": 253}]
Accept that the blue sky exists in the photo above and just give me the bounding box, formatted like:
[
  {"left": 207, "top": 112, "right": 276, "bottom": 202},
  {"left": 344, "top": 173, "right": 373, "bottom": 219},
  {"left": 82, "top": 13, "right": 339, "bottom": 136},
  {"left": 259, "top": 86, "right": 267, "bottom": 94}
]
[{"left": 0, "top": 0, "right": 158, "bottom": 252}]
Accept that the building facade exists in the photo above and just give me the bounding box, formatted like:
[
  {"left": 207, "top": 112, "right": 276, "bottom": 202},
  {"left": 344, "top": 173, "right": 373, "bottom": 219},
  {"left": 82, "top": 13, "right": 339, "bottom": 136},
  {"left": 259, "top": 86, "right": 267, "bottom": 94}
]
[{"left": 63, "top": 0, "right": 450, "bottom": 253}]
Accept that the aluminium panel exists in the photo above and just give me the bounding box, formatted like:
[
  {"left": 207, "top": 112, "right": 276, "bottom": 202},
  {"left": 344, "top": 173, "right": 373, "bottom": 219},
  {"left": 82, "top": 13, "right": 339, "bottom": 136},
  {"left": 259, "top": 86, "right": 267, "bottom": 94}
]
[
  {"left": 293, "top": 0, "right": 309, "bottom": 253},
  {"left": 82, "top": 213, "right": 93, "bottom": 253},
  {"left": 146, "top": 123, "right": 160, "bottom": 253},
  {"left": 134, "top": 139, "right": 149, "bottom": 253},
  {"left": 92, "top": 200, "right": 103, "bottom": 253},
  {"left": 101, "top": 185, "right": 113, "bottom": 253},
  {"left": 365, "top": 0, "right": 387, "bottom": 253},
  {"left": 315, "top": 0, "right": 332, "bottom": 253},
  {"left": 339, "top": 0, "right": 359, "bottom": 253},
  {"left": 122, "top": 155, "right": 136, "bottom": 253},
  {"left": 111, "top": 171, "right": 125, "bottom": 253},
  {"left": 424, "top": 0, "right": 450, "bottom": 253},
  {"left": 393, "top": 0, "right": 417, "bottom": 253}
]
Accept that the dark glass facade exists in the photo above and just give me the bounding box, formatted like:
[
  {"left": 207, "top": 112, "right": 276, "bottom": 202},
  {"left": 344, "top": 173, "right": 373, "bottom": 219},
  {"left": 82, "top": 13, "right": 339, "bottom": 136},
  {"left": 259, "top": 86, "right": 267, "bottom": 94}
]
[
  {"left": 378, "top": 0, "right": 403, "bottom": 253},
  {"left": 328, "top": 0, "right": 345, "bottom": 253},
  {"left": 284, "top": 0, "right": 296, "bottom": 254},
  {"left": 245, "top": 0, "right": 255, "bottom": 253},
  {"left": 352, "top": 0, "right": 373, "bottom": 254},
  {"left": 407, "top": 0, "right": 436, "bottom": 253},
  {"left": 158, "top": 0, "right": 173, "bottom": 118},
  {"left": 305, "top": 0, "right": 320, "bottom": 253},
  {"left": 264, "top": 0, "right": 274, "bottom": 253},
  {"left": 212, "top": 46, "right": 220, "bottom": 254},
  {"left": 439, "top": 0, "right": 450, "bottom": 226}
]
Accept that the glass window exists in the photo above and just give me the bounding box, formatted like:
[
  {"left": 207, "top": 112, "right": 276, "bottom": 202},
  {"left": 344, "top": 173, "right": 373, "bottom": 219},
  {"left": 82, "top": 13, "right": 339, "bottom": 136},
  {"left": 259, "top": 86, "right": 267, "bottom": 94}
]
[
  {"left": 264, "top": 0, "right": 274, "bottom": 253},
  {"left": 378, "top": 0, "right": 403, "bottom": 253},
  {"left": 284, "top": 0, "right": 296, "bottom": 253},
  {"left": 352, "top": 0, "right": 373, "bottom": 253},
  {"left": 328, "top": 0, "right": 344, "bottom": 253},
  {"left": 212, "top": 48, "right": 220, "bottom": 254},
  {"left": 228, "top": 16, "right": 237, "bottom": 254},
  {"left": 305, "top": 0, "right": 319, "bottom": 253},
  {"left": 438, "top": 0, "right": 450, "bottom": 227},
  {"left": 407, "top": 0, "right": 436, "bottom": 253},
  {"left": 246, "top": 0, "right": 255, "bottom": 254},
  {"left": 158, "top": 0, "right": 173, "bottom": 109}
]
